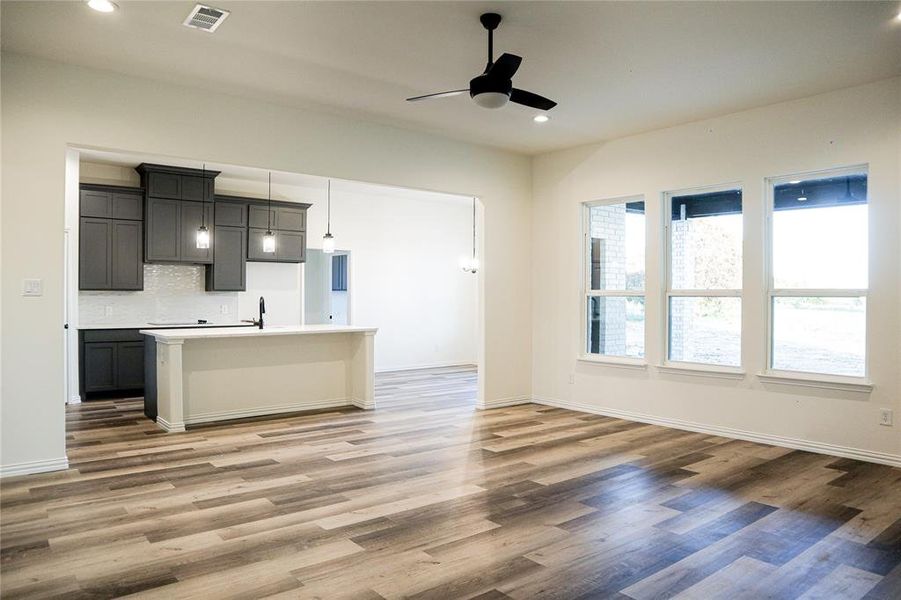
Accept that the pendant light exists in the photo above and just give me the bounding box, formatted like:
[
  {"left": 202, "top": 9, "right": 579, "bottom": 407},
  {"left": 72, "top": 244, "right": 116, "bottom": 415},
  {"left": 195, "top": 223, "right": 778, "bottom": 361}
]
[
  {"left": 322, "top": 179, "right": 336, "bottom": 254},
  {"left": 195, "top": 163, "right": 210, "bottom": 249},
  {"left": 263, "top": 172, "right": 276, "bottom": 253},
  {"left": 461, "top": 197, "right": 479, "bottom": 273}
]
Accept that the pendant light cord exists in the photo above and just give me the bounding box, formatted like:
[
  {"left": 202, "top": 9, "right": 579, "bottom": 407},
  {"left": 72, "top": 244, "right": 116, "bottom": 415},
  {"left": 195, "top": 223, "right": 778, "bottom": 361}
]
[
  {"left": 267, "top": 172, "right": 272, "bottom": 231},
  {"left": 327, "top": 180, "right": 331, "bottom": 235},
  {"left": 201, "top": 163, "right": 206, "bottom": 229}
]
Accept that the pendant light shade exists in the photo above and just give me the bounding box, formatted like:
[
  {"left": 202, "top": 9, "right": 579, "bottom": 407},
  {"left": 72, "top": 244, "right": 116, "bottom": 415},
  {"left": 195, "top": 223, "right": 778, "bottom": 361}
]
[
  {"left": 461, "top": 197, "right": 478, "bottom": 273},
  {"left": 196, "top": 163, "right": 211, "bottom": 249},
  {"left": 323, "top": 179, "right": 336, "bottom": 254},
  {"left": 263, "top": 171, "right": 276, "bottom": 253}
]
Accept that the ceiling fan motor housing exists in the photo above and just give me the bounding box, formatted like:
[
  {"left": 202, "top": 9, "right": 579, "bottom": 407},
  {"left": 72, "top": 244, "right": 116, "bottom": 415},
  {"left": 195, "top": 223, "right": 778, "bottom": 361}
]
[{"left": 470, "top": 74, "right": 512, "bottom": 108}]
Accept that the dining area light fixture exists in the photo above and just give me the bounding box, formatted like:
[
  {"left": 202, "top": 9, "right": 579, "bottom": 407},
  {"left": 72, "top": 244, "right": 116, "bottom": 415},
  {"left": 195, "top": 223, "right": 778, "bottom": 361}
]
[
  {"left": 322, "top": 179, "right": 336, "bottom": 254},
  {"left": 263, "top": 172, "right": 276, "bottom": 253},
  {"left": 195, "top": 164, "right": 211, "bottom": 249},
  {"left": 460, "top": 197, "right": 479, "bottom": 274}
]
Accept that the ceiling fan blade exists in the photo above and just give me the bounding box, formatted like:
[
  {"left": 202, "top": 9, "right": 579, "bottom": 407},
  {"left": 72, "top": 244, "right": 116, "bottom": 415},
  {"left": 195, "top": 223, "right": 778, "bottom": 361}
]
[
  {"left": 510, "top": 88, "right": 557, "bottom": 111},
  {"left": 487, "top": 53, "right": 522, "bottom": 80},
  {"left": 406, "top": 89, "right": 469, "bottom": 102}
]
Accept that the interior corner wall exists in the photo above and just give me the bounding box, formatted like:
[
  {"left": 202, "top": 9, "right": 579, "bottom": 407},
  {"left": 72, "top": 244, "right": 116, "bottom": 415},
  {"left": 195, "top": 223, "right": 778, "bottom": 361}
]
[
  {"left": 0, "top": 52, "right": 532, "bottom": 473},
  {"left": 530, "top": 77, "right": 901, "bottom": 464}
]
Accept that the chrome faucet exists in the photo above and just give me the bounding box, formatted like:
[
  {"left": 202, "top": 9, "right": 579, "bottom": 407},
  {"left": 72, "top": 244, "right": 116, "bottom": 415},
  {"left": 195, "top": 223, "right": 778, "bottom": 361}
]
[{"left": 242, "top": 296, "right": 266, "bottom": 329}]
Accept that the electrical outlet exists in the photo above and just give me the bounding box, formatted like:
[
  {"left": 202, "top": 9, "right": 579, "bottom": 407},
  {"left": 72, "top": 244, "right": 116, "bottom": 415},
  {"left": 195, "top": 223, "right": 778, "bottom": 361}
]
[
  {"left": 879, "top": 409, "right": 893, "bottom": 427},
  {"left": 104, "top": 305, "right": 113, "bottom": 317},
  {"left": 22, "top": 279, "right": 43, "bottom": 296},
  {"left": 220, "top": 305, "right": 229, "bottom": 315}
]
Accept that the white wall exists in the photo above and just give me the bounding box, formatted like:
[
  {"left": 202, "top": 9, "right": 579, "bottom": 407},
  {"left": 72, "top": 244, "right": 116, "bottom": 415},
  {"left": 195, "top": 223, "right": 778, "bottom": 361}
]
[
  {"left": 0, "top": 53, "right": 532, "bottom": 475},
  {"left": 306, "top": 189, "right": 478, "bottom": 372},
  {"left": 531, "top": 77, "right": 901, "bottom": 465}
]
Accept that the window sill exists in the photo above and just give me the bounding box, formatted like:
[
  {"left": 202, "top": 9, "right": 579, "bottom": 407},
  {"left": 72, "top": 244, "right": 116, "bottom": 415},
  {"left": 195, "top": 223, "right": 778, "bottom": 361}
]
[
  {"left": 757, "top": 371, "right": 873, "bottom": 393},
  {"left": 656, "top": 363, "right": 746, "bottom": 380},
  {"left": 578, "top": 355, "right": 648, "bottom": 370}
]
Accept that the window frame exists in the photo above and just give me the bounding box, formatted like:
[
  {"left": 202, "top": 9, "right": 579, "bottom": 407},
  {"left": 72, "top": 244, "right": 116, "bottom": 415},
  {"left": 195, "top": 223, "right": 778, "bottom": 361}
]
[
  {"left": 580, "top": 195, "right": 647, "bottom": 365},
  {"left": 763, "top": 164, "right": 870, "bottom": 383},
  {"left": 663, "top": 182, "right": 744, "bottom": 371}
]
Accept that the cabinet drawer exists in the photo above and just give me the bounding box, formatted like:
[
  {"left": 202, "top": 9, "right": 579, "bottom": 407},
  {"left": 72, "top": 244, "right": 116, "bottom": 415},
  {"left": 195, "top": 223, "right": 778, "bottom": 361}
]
[
  {"left": 80, "top": 190, "right": 112, "bottom": 218},
  {"left": 82, "top": 329, "right": 145, "bottom": 343},
  {"left": 112, "top": 193, "right": 143, "bottom": 220}
]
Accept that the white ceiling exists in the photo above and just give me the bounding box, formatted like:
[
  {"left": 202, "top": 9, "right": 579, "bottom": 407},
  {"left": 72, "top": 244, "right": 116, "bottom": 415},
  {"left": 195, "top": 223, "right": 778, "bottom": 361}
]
[{"left": 3, "top": 1, "right": 900, "bottom": 154}]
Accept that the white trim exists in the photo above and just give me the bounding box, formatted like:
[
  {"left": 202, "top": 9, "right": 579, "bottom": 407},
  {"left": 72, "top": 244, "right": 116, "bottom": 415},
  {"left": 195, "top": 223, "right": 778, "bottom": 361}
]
[
  {"left": 531, "top": 396, "right": 901, "bottom": 468},
  {"left": 156, "top": 416, "right": 186, "bottom": 433},
  {"left": 758, "top": 371, "right": 873, "bottom": 393},
  {"left": 68, "top": 395, "right": 82, "bottom": 405},
  {"left": 179, "top": 397, "right": 355, "bottom": 427},
  {"left": 657, "top": 363, "right": 746, "bottom": 380},
  {"left": 578, "top": 355, "right": 648, "bottom": 369},
  {"left": 376, "top": 361, "right": 476, "bottom": 374},
  {"left": 477, "top": 395, "right": 531, "bottom": 410},
  {"left": 351, "top": 397, "right": 376, "bottom": 410},
  {"left": 0, "top": 456, "right": 70, "bottom": 478}
]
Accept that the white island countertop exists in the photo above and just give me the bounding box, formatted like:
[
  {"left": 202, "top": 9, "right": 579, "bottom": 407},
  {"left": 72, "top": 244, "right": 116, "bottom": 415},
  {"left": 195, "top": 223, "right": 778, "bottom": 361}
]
[{"left": 140, "top": 324, "right": 378, "bottom": 341}]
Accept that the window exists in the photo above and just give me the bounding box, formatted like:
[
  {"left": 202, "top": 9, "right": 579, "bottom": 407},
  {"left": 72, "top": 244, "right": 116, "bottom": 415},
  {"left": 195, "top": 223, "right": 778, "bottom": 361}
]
[
  {"left": 767, "top": 168, "right": 867, "bottom": 378},
  {"left": 583, "top": 198, "right": 646, "bottom": 359},
  {"left": 665, "top": 186, "right": 743, "bottom": 367}
]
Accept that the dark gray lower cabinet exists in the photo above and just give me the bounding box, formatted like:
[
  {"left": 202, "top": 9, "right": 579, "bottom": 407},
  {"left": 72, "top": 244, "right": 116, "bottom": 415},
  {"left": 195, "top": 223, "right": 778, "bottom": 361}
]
[
  {"left": 205, "top": 226, "right": 247, "bottom": 291},
  {"left": 80, "top": 330, "right": 146, "bottom": 397},
  {"left": 82, "top": 342, "right": 117, "bottom": 392}
]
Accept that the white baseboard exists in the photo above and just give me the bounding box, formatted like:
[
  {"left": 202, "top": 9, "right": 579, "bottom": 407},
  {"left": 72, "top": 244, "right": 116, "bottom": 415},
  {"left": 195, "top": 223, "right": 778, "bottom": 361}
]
[
  {"left": 532, "top": 396, "right": 901, "bottom": 468},
  {"left": 0, "top": 456, "right": 70, "bottom": 478},
  {"left": 478, "top": 395, "right": 532, "bottom": 410},
  {"left": 156, "top": 416, "right": 186, "bottom": 433},
  {"left": 178, "top": 397, "right": 355, "bottom": 428},
  {"left": 351, "top": 398, "right": 375, "bottom": 410},
  {"left": 68, "top": 395, "right": 82, "bottom": 405},
  {"left": 376, "top": 361, "right": 476, "bottom": 374}
]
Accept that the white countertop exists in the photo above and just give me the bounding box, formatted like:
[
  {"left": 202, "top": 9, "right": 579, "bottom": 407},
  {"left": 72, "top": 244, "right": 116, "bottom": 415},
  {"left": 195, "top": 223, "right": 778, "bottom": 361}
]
[
  {"left": 140, "top": 324, "right": 378, "bottom": 340},
  {"left": 79, "top": 322, "right": 253, "bottom": 331}
]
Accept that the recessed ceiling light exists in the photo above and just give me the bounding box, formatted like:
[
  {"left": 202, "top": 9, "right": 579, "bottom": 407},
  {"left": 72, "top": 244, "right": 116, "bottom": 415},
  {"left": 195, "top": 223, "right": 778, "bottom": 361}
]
[
  {"left": 533, "top": 115, "right": 549, "bottom": 123},
  {"left": 86, "top": 0, "right": 117, "bottom": 12}
]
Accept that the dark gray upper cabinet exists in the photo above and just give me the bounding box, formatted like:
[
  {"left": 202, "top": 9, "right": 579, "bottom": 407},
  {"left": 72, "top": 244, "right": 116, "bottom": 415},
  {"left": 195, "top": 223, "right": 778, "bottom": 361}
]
[
  {"left": 145, "top": 197, "right": 181, "bottom": 262},
  {"left": 80, "top": 186, "right": 143, "bottom": 220},
  {"left": 112, "top": 192, "right": 143, "bottom": 220},
  {"left": 277, "top": 207, "right": 306, "bottom": 232},
  {"left": 247, "top": 227, "right": 276, "bottom": 262},
  {"left": 248, "top": 204, "right": 275, "bottom": 230},
  {"left": 206, "top": 226, "right": 247, "bottom": 291},
  {"left": 146, "top": 171, "right": 181, "bottom": 199},
  {"left": 80, "top": 217, "right": 113, "bottom": 290},
  {"left": 80, "top": 190, "right": 113, "bottom": 218},
  {"left": 136, "top": 164, "right": 219, "bottom": 202},
  {"left": 112, "top": 220, "right": 143, "bottom": 290},
  {"left": 214, "top": 200, "right": 247, "bottom": 227},
  {"left": 277, "top": 231, "right": 306, "bottom": 262},
  {"left": 179, "top": 201, "right": 214, "bottom": 264}
]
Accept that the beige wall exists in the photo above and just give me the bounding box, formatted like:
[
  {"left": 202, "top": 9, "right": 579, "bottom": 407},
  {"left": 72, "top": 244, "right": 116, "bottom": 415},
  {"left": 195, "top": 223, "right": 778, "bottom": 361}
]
[
  {"left": 0, "top": 53, "right": 532, "bottom": 472},
  {"left": 531, "top": 77, "right": 901, "bottom": 464}
]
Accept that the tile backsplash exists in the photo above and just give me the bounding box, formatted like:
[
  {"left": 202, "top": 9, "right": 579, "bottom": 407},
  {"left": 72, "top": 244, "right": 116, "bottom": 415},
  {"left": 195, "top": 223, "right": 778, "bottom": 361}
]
[{"left": 79, "top": 264, "right": 239, "bottom": 326}]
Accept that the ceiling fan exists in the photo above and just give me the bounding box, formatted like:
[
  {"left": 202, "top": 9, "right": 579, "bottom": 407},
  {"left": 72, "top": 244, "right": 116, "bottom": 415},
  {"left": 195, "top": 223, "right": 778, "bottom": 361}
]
[{"left": 406, "top": 12, "right": 557, "bottom": 112}]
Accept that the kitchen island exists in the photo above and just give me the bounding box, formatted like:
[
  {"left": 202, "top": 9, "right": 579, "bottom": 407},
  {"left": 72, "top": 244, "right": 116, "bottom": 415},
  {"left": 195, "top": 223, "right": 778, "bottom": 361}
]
[{"left": 140, "top": 325, "right": 377, "bottom": 432}]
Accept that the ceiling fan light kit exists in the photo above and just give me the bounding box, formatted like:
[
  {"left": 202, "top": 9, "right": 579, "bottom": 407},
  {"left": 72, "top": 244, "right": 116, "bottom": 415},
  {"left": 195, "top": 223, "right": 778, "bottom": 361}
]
[{"left": 407, "top": 13, "right": 557, "bottom": 114}]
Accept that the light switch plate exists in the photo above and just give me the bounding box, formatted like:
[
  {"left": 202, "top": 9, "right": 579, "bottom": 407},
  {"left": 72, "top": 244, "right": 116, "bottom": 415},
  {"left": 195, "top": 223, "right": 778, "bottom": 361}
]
[
  {"left": 220, "top": 305, "right": 229, "bottom": 315},
  {"left": 22, "top": 279, "right": 43, "bottom": 296},
  {"left": 879, "top": 409, "right": 893, "bottom": 427}
]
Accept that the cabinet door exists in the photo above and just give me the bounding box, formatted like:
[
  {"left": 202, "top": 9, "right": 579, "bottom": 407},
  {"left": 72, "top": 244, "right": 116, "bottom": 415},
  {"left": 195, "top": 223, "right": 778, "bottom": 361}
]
[
  {"left": 277, "top": 231, "right": 306, "bottom": 262},
  {"left": 214, "top": 201, "right": 247, "bottom": 227},
  {"left": 206, "top": 226, "right": 246, "bottom": 291},
  {"left": 116, "top": 342, "right": 145, "bottom": 389},
  {"left": 181, "top": 175, "right": 206, "bottom": 201},
  {"left": 147, "top": 172, "right": 181, "bottom": 199},
  {"left": 112, "top": 220, "right": 144, "bottom": 290},
  {"left": 83, "top": 343, "right": 117, "bottom": 392},
  {"left": 248, "top": 204, "right": 276, "bottom": 230},
  {"left": 180, "top": 201, "right": 214, "bottom": 264},
  {"left": 80, "top": 190, "right": 112, "bottom": 218},
  {"left": 112, "top": 193, "right": 143, "bottom": 221},
  {"left": 277, "top": 207, "right": 306, "bottom": 231},
  {"left": 146, "top": 197, "right": 181, "bottom": 262},
  {"left": 247, "top": 228, "right": 277, "bottom": 261},
  {"left": 79, "top": 218, "right": 112, "bottom": 289}
]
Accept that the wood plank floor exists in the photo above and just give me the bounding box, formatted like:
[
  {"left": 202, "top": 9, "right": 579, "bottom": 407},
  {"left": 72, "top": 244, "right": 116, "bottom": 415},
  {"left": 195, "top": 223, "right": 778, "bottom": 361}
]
[{"left": 2, "top": 365, "right": 900, "bottom": 599}]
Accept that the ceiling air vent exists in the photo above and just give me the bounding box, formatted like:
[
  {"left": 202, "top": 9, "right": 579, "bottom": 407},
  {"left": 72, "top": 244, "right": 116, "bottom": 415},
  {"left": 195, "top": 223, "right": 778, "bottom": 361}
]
[{"left": 183, "top": 4, "right": 230, "bottom": 33}]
